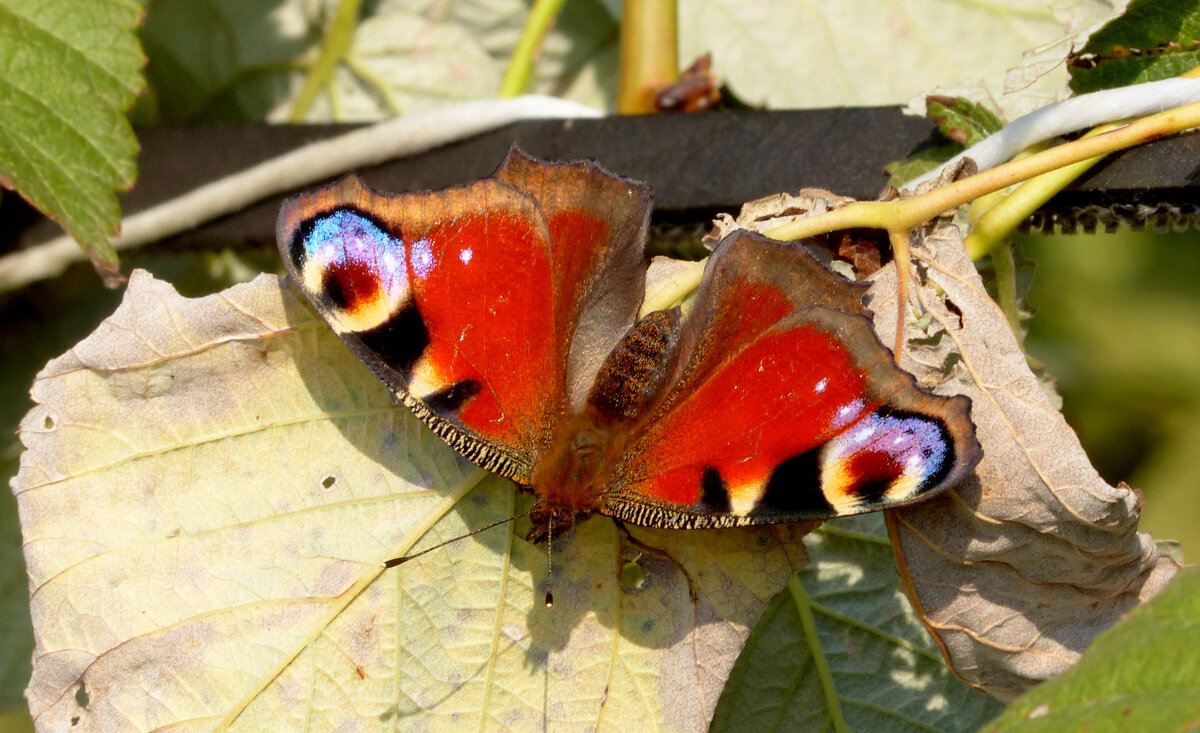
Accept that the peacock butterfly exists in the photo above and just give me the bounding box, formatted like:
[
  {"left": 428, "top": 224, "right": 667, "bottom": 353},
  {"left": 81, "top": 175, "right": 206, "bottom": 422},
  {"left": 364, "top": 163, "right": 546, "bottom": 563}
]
[{"left": 277, "top": 147, "right": 980, "bottom": 553}]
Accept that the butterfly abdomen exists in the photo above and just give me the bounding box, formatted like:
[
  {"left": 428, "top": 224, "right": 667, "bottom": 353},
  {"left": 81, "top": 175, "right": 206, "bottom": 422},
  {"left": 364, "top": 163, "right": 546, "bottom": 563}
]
[{"left": 586, "top": 308, "right": 682, "bottom": 423}]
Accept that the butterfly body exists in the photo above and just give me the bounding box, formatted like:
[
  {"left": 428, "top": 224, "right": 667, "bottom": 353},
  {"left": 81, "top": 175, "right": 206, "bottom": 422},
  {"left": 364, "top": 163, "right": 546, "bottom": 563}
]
[
  {"left": 278, "top": 148, "right": 981, "bottom": 547},
  {"left": 526, "top": 307, "right": 683, "bottom": 541}
]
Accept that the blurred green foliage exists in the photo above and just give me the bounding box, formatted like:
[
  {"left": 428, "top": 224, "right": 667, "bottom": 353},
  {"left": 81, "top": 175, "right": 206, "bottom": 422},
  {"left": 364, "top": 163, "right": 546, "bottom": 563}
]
[{"left": 1021, "top": 227, "right": 1200, "bottom": 559}]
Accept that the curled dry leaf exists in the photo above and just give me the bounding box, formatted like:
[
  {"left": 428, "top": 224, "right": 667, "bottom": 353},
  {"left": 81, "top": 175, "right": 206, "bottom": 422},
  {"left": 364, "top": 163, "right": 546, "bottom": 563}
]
[
  {"left": 724, "top": 195, "right": 1178, "bottom": 699},
  {"left": 12, "top": 271, "right": 811, "bottom": 731},
  {"left": 708, "top": 189, "right": 856, "bottom": 245},
  {"left": 877, "top": 220, "right": 1177, "bottom": 699}
]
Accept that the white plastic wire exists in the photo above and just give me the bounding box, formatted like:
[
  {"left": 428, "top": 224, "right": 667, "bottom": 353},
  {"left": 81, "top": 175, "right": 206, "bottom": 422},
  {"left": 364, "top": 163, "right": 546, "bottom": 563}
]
[{"left": 904, "top": 77, "right": 1200, "bottom": 190}]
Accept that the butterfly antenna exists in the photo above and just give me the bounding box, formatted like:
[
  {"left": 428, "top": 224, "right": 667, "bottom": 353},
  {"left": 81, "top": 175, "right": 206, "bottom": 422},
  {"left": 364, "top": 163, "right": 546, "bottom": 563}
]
[
  {"left": 382, "top": 510, "right": 530, "bottom": 569},
  {"left": 544, "top": 516, "right": 555, "bottom": 609}
]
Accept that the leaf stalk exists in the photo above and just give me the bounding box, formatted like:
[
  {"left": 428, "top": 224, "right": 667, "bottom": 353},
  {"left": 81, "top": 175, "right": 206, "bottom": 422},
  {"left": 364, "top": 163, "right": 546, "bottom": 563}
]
[
  {"left": 499, "top": 0, "right": 568, "bottom": 97},
  {"left": 288, "top": 0, "right": 364, "bottom": 121}
]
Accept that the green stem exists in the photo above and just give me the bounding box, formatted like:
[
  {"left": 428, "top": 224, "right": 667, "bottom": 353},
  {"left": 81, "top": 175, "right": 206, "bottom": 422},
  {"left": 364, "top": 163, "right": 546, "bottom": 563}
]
[
  {"left": 788, "top": 575, "right": 850, "bottom": 733},
  {"left": 288, "top": 0, "right": 364, "bottom": 122},
  {"left": 639, "top": 260, "right": 705, "bottom": 315},
  {"left": 753, "top": 99, "right": 1200, "bottom": 361},
  {"left": 964, "top": 124, "right": 1116, "bottom": 260},
  {"left": 498, "top": 0, "right": 567, "bottom": 97},
  {"left": 989, "top": 242, "right": 1023, "bottom": 345}
]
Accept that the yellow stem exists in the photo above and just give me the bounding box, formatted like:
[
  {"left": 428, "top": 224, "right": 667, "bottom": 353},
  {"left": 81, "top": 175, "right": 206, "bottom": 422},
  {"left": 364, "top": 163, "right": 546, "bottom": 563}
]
[
  {"left": 639, "top": 260, "right": 707, "bottom": 316},
  {"left": 964, "top": 124, "right": 1117, "bottom": 259},
  {"left": 964, "top": 65, "right": 1200, "bottom": 259},
  {"left": 990, "top": 242, "right": 1022, "bottom": 343},
  {"left": 887, "top": 230, "right": 912, "bottom": 357},
  {"left": 764, "top": 99, "right": 1200, "bottom": 244},
  {"left": 616, "top": 0, "right": 679, "bottom": 114},
  {"left": 753, "top": 98, "right": 1200, "bottom": 357}
]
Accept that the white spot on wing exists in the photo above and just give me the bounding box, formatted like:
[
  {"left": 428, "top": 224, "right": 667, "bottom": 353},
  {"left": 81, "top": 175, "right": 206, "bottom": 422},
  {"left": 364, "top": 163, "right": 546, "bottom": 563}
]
[
  {"left": 412, "top": 239, "right": 435, "bottom": 279},
  {"left": 831, "top": 399, "right": 865, "bottom": 429},
  {"left": 459, "top": 247, "right": 473, "bottom": 265},
  {"left": 814, "top": 378, "right": 828, "bottom": 393},
  {"left": 852, "top": 425, "right": 876, "bottom": 443}
]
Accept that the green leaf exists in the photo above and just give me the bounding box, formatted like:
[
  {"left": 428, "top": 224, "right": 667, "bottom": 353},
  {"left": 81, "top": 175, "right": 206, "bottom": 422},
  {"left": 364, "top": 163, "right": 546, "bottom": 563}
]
[
  {"left": 981, "top": 562, "right": 1200, "bottom": 732},
  {"left": 712, "top": 515, "right": 1004, "bottom": 732},
  {"left": 0, "top": 0, "right": 143, "bottom": 268},
  {"left": 1070, "top": 0, "right": 1200, "bottom": 94},
  {"left": 884, "top": 142, "right": 966, "bottom": 188},
  {"left": 927, "top": 96, "right": 1004, "bottom": 146},
  {"left": 885, "top": 96, "right": 1002, "bottom": 187}
]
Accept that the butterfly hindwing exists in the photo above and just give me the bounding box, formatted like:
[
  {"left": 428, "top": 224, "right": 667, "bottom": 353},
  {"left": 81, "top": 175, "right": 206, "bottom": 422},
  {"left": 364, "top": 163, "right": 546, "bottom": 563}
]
[
  {"left": 277, "top": 149, "right": 652, "bottom": 483},
  {"left": 600, "top": 231, "right": 980, "bottom": 527}
]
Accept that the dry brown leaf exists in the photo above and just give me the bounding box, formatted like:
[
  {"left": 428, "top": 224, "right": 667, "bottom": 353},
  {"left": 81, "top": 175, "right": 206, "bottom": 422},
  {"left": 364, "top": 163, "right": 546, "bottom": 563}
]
[
  {"left": 12, "top": 271, "right": 811, "bottom": 731},
  {"left": 874, "top": 221, "right": 1177, "bottom": 700}
]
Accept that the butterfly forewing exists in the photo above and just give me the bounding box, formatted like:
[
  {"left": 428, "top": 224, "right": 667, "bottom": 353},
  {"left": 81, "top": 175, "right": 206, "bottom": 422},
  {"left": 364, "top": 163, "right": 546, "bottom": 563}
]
[
  {"left": 601, "top": 231, "right": 980, "bottom": 528},
  {"left": 277, "top": 149, "right": 652, "bottom": 483},
  {"left": 495, "top": 150, "right": 652, "bottom": 412}
]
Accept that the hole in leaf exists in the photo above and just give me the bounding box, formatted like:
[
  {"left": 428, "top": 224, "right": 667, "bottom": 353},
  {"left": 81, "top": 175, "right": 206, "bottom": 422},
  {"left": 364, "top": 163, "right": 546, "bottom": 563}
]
[
  {"left": 321, "top": 475, "right": 336, "bottom": 489},
  {"left": 620, "top": 552, "right": 647, "bottom": 592},
  {"left": 908, "top": 330, "right": 946, "bottom": 348},
  {"left": 44, "top": 415, "right": 55, "bottom": 429},
  {"left": 75, "top": 680, "right": 89, "bottom": 708},
  {"left": 940, "top": 351, "right": 964, "bottom": 377},
  {"left": 945, "top": 295, "right": 964, "bottom": 326}
]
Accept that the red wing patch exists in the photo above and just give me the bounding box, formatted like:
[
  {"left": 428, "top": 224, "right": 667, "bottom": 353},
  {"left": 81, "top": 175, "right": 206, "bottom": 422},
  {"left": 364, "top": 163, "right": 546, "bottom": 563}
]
[
  {"left": 405, "top": 209, "right": 559, "bottom": 445},
  {"left": 615, "top": 321, "right": 879, "bottom": 509},
  {"left": 495, "top": 150, "right": 652, "bottom": 411}
]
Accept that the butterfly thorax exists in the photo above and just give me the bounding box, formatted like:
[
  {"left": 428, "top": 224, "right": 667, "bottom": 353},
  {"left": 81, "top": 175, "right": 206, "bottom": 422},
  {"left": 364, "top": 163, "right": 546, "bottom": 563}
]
[
  {"left": 526, "top": 308, "right": 683, "bottom": 544},
  {"left": 527, "top": 419, "right": 619, "bottom": 543}
]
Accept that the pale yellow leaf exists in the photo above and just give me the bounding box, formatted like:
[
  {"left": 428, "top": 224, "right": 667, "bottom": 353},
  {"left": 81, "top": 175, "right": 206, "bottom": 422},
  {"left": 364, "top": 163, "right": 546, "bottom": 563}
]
[
  {"left": 679, "top": 0, "right": 1121, "bottom": 116},
  {"left": 14, "top": 271, "right": 810, "bottom": 731}
]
